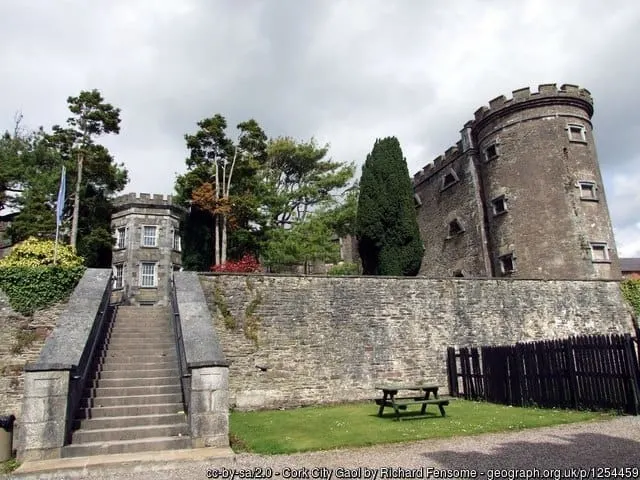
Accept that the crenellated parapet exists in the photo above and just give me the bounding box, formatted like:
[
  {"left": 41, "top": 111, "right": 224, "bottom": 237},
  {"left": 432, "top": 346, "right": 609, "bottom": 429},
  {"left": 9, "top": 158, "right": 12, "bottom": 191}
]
[
  {"left": 413, "top": 142, "right": 463, "bottom": 185},
  {"left": 472, "top": 83, "right": 593, "bottom": 123},
  {"left": 112, "top": 192, "right": 179, "bottom": 207}
]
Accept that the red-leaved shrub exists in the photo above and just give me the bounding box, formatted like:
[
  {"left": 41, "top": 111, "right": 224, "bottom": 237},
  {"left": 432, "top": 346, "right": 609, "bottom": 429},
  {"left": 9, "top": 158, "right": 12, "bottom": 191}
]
[{"left": 210, "top": 254, "right": 262, "bottom": 273}]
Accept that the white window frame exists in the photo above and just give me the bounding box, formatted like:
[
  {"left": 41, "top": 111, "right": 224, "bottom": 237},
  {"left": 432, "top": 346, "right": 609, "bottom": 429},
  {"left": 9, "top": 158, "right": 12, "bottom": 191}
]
[
  {"left": 173, "top": 229, "right": 182, "bottom": 252},
  {"left": 589, "top": 242, "right": 610, "bottom": 263},
  {"left": 578, "top": 181, "right": 598, "bottom": 201},
  {"left": 491, "top": 195, "right": 508, "bottom": 216},
  {"left": 116, "top": 227, "right": 126, "bottom": 250},
  {"left": 499, "top": 253, "right": 516, "bottom": 275},
  {"left": 142, "top": 225, "right": 158, "bottom": 247},
  {"left": 567, "top": 124, "right": 587, "bottom": 143},
  {"left": 113, "top": 263, "right": 124, "bottom": 289},
  {"left": 139, "top": 262, "right": 157, "bottom": 287}
]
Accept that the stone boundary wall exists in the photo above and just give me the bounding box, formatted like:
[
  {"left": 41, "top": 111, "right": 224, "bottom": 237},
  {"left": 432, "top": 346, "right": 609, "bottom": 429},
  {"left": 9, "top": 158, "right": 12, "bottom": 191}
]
[{"left": 200, "top": 274, "right": 635, "bottom": 411}]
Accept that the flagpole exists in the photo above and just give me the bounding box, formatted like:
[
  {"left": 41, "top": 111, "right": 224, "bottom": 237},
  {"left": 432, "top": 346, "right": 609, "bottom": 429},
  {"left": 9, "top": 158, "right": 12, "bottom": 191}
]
[{"left": 54, "top": 165, "right": 66, "bottom": 265}]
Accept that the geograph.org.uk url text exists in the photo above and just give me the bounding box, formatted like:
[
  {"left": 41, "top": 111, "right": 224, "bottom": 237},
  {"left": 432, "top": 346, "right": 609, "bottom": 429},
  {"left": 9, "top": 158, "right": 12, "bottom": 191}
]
[{"left": 206, "top": 466, "right": 640, "bottom": 480}]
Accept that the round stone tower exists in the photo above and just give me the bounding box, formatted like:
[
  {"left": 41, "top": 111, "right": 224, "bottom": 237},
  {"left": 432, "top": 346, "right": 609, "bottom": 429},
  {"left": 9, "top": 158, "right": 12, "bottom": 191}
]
[{"left": 471, "top": 84, "right": 620, "bottom": 279}]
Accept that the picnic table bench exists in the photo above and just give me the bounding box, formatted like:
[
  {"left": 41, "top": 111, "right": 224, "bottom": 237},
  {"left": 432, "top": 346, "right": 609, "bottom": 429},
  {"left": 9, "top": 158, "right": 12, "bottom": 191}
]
[{"left": 374, "top": 384, "right": 453, "bottom": 420}]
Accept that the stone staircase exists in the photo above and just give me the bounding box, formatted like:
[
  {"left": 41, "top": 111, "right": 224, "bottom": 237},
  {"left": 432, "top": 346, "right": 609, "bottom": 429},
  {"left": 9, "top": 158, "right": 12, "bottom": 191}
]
[{"left": 62, "top": 306, "right": 190, "bottom": 457}]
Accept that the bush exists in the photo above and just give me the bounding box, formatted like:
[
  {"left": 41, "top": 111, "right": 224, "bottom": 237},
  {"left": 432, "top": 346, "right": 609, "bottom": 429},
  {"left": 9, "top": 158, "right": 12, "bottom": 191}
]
[
  {"left": 327, "top": 262, "right": 360, "bottom": 276},
  {"left": 0, "top": 237, "right": 85, "bottom": 315},
  {"left": 211, "top": 254, "right": 262, "bottom": 273},
  {"left": 621, "top": 279, "right": 640, "bottom": 316}
]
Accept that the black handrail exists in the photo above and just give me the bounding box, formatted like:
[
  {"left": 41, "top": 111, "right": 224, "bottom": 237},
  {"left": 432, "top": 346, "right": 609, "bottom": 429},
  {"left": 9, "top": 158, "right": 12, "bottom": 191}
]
[
  {"left": 170, "top": 275, "right": 191, "bottom": 413},
  {"left": 65, "top": 274, "right": 117, "bottom": 444}
]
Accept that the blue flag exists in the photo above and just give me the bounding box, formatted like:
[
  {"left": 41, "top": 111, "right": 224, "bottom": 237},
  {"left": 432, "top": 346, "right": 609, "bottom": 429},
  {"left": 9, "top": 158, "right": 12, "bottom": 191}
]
[{"left": 56, "top": 166, "right": 66, "bottom": 227}]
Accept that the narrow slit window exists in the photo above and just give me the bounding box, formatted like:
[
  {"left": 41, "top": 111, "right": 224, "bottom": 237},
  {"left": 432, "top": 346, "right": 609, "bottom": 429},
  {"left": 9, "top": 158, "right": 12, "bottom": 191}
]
[
  {"left": 447, "top": 219, "right": 464, "bottom": 237},
  {"left": 491, "top": 196, "right": 507, "bottom": 216},
  {"left": 485, "top": 144, "right": 499, "bottom": 162},
  {"left": 499, "top": 253, "right": 515, "bottom": 275}
]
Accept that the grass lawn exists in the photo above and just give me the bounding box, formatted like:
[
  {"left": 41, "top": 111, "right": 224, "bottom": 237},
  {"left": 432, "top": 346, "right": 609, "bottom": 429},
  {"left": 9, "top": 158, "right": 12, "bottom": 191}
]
[{"left": 230, "top": 400, "right": 615, "bottom": 454}]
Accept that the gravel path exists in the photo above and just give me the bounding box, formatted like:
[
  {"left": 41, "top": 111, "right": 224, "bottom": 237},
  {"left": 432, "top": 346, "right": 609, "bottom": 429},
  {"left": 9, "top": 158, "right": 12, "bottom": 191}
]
[{"left": 11, "top": 417, "right": 640, "bottom": 480}]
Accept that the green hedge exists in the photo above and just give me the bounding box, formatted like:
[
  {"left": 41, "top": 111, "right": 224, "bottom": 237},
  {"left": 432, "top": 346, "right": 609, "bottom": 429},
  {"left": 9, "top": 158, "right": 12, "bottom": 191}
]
[
  {"left": 621, "top": 278, "right": 640, "bottom": 317},
  {"left": 0, "top": 266, "right": 85, "bottom": 316},
  {"left": 327, "top": 262, "right": 360, "bottom": 276}
]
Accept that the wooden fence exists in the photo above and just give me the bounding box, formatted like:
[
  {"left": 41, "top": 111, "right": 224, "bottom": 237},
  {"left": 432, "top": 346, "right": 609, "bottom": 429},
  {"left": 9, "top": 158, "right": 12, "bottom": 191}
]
[{"left": 446, "top": 333, "right": 640, "bottom": 415}]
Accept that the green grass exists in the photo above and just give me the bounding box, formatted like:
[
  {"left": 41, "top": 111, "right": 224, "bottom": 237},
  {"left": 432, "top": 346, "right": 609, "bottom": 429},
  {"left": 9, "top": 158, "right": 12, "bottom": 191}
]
[
  {"left": 230, "top": 400, "right": 615, "bottom": 454},
  {"left": 0, "top": 458, "right": 20, "bottom": 474}
]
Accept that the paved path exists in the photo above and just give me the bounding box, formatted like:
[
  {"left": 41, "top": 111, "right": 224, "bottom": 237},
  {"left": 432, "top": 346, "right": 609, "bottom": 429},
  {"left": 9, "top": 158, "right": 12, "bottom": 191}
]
[{"left": 9, "top": 417, "right": 640, "bottom": 480}]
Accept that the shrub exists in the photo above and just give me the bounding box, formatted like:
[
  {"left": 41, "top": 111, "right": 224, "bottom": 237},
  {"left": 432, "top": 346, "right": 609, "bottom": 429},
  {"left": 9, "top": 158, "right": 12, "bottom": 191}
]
[
  {"left": 0, "top": 237, "right": 85, "bottom": 315},
  {"left": 327, "top": 262, "right": 360, "bottom": 276},
  {"left": 211, "top": 254, "right": 262, "bottom": 273},
  {"left": 621, "top": 279, "right": 640, "bottom": 316}
]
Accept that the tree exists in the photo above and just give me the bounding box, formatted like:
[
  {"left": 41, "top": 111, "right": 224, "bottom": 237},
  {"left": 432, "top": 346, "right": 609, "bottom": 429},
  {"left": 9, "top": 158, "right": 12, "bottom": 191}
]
[
  {"left": 356, "top": 137, "right": 423, "bottom": 275},
  {"left": 60, "top": 90, "right": 122, "bottom": 248},
  {"left": 261, "top": 137, "right": 355, "bottom": 228},
  {"left": 176, "top": 115, "right": 268, "bottom": 267}
]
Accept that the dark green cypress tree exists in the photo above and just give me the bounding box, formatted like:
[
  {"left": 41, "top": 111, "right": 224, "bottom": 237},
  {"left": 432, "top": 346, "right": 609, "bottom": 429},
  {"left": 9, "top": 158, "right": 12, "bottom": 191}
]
[{"left": 356, "top": 137, "right": 424, "bottom": 275}]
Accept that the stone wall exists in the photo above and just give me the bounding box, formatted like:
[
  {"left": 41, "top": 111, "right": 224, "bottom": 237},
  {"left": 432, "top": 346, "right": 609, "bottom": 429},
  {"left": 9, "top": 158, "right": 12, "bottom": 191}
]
[
  {"left": 200, "top": 274, "right": 635, "bottom": 411},
  {"left": 0, "top": 291, "right": 66, "bottom": 435}
]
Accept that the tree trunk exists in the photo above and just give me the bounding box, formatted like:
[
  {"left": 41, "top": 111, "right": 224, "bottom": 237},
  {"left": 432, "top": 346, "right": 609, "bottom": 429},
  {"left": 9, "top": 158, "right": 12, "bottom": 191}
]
[
  {"left": 70, "top": 151, "right": 83, "bottom": 249},
  {"left": 221, "top": 216, "right": 227, "bottom": 264}
]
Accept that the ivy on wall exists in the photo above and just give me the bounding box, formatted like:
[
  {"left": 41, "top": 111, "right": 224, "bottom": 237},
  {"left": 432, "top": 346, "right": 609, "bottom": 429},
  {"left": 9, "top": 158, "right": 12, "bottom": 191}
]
[
  {"left": 0, "top": 237, "right": 85, "bottom": 315},
  {"left": 621, "top": 279, "right": 640, "bottom": 317}
]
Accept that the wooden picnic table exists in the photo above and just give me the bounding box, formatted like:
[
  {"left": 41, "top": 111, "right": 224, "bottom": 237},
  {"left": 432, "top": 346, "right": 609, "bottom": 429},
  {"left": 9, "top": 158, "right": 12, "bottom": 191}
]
[{"left": 374, "top": 383, "right": 451, "bottom": 420}]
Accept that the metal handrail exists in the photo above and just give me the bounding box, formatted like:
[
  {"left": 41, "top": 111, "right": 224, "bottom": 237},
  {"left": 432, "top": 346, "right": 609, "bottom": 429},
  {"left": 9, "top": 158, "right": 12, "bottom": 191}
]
[
  {"left": 170, "top": 275, "right": 191, "bottom": 413},
  {"left": 65, "top": 274, "right": 117, "bottom": 444}
]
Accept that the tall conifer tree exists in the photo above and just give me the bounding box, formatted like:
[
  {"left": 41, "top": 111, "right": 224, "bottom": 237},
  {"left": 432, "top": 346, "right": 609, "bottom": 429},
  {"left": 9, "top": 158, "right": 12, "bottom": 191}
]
[{"left": 356, "top": 137, "right": 423, "bottom": 275}]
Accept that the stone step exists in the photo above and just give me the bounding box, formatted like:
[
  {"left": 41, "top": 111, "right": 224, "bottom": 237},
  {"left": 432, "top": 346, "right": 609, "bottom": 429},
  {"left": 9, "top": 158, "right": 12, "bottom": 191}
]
[
  {"left": 98, "top": 361, "right": 179, "bottom": 372},
  {"left": 99, "top": 352, "right": 177, "bottom": 362},
  {"left": 76, "top": 403, "right": 185, "bottom": 419},
  {"left": 82, "top": 393, "right": 183, "bottom": 408},
  {"left": 97, "top": 368, "right": 179, "bottom": 379},
  {"left": 111, "top": 318, "right": 171, "bottom": 324},
  {"left": 72, "top": 423, "right": 189, "bottom": 444},
  {"left": 85, "top": 384, "right": 182, "bottom": 398},
  {"left": 74, "top": 413, "right": 187, "bottom": 431},
  {"left": 108, "top": 328, "right": 173, "bottom": 335},
  {"left": 103, "top": 344, "right": 176, "bottom": 353},
  {"left": 91, "top": 376, "right": 180, "bottom": 388},
  {"left": 106, "top": 337, "right": 175, "bottom": 345},
  {"left": 61, "top": 435, "right": 190, "bottom": 457}
]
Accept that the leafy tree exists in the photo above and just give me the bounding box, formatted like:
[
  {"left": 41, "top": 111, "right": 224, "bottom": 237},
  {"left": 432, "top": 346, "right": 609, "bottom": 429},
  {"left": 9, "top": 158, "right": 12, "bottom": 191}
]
[
  {"left": 261, "top": 137, "right": 355, "bottom": 228},
  {"left": 1, "top": 90, "right": 128, "bottom": 268},
  {"left": 176, "top": 115, "right": 268, "bottom": 268},
  {"left": 356, "top": 137, "right": 423, "bottom": 275},
  {"left": 56, "top": 89, "right": 122, "bottom": 248}
]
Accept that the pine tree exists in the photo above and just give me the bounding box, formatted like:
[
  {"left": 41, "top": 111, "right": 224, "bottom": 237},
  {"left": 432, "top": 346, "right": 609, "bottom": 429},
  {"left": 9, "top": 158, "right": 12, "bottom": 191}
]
[{"left": 356, "top": 137, "right": 423, "bottom": 275}]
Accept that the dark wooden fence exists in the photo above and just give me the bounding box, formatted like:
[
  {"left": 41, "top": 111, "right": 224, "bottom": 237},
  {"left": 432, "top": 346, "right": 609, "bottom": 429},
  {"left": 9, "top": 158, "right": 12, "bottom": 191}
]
[{"left": 447, "top": 333, "right": 640, "bottom": 415}]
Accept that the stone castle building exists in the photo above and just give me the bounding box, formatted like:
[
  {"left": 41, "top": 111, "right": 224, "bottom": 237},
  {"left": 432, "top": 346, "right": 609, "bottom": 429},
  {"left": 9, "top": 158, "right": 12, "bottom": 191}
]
[
  {"left": 110, "top": 193, "right": 185, "bottom": 305},
  {"left": 412, "top": 83, "right": 621, "bottom": 279},
  {"left": 110, "top": 84, "right": 621, "bottom": 288}
]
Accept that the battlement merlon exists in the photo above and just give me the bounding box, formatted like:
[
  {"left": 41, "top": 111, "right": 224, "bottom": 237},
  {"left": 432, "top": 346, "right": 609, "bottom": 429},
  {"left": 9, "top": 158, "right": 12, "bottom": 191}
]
[
  {"left": 112, "top": 192, "right": 181, "bottom": 207},
  {"left": 412, "top": 142, "right": 464, "bottom": 186},
  {"left": 472, "top": 83, "right": 594, "bottom": 123}
]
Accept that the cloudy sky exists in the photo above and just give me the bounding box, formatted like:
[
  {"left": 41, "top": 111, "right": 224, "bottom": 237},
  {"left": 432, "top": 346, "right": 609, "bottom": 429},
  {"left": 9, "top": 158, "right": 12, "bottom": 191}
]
[{"left": 1, "top": 0, "right": 639, "bottom": 256}]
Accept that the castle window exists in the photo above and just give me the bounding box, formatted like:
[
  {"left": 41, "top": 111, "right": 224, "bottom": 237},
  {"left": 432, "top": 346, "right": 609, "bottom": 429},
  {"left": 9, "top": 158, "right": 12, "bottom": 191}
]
[
  {"left": 567, "top": 124, "right": 587, "bottom": 143},
  {"left": 499, "top": 253, "right": 515, "bottom": 275},
  {"left": 484, "top": 143, "right": 499, "bottom": 162},
  {"left": 453, "top": 269, "right": 465, "bottom": 277},
  {"left": 589, "top": 242, "right": 610, "bottom": 263},
  {"left": 140, "top": 262, "right": 157, "bottom": 287},
  {"left": 440, "top": 168, "right": 459, "bottom": 191},
  {"left": 414, "top": 193, "right": 422, "bottom": 208},
  {"left": 578, "top": 181, "right": 598, "bottom": 201},
  {"left": 113, "top": 263, "right": 124, "bottom": 289},
  {"left": 491, "top": 195, "right": 508, "bottom": 216},
  {"left": 173, "top": 229, "right": 182, "bottom": 251},
  {"left": 447, "top": 219, "right": 465, "bottom": 238},
  {"left": 116, "top": 227, "right": 126, "bottom": 249},
  {"left": 142, "top": 225, "right": 158, "bottom": 247}
]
